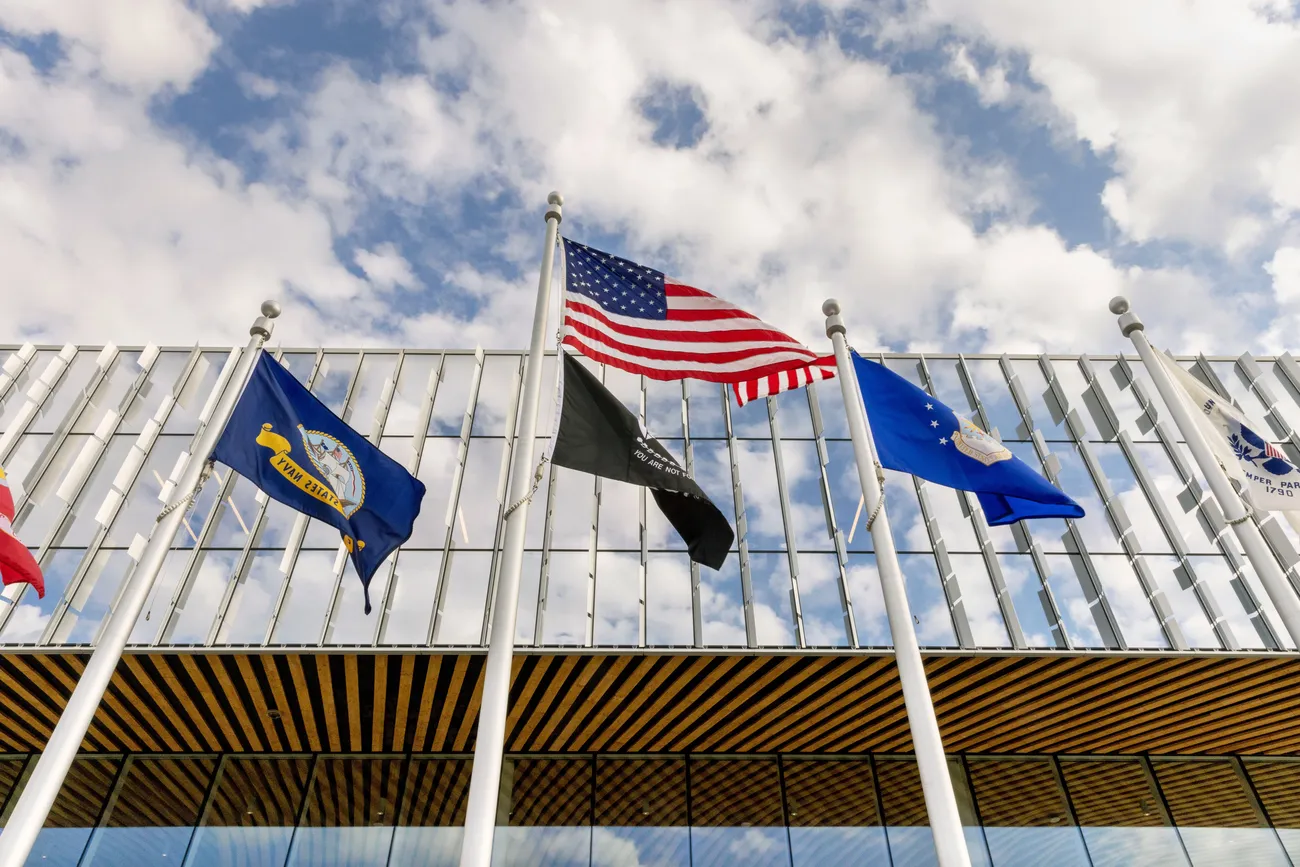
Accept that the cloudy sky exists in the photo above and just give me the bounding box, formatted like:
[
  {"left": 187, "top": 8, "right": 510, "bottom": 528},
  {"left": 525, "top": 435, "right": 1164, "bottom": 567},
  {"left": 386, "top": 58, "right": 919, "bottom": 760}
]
[{"left": 4, "top": 0, "right": 1300, "bottom": 355}]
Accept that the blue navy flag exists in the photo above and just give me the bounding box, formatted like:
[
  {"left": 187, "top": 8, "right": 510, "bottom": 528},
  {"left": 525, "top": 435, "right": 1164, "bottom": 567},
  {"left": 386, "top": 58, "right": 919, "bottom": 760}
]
[
  {"left": 211, "top": 354, "right": 426, "bottom": 613},
  {"left": 853, "top": 354, "right": 1083, "bottom": 526}
]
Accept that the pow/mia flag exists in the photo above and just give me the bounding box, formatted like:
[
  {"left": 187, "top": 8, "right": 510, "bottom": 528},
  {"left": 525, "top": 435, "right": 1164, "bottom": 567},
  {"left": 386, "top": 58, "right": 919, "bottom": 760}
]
[{"left": 551, "top": 353, "right": 733, "bottom": 569}]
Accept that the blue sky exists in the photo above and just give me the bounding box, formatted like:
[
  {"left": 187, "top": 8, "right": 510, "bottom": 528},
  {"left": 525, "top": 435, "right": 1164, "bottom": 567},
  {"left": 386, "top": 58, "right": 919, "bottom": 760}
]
[{"left": 2, "top": 0, "right": 1299, "bottom": 355}]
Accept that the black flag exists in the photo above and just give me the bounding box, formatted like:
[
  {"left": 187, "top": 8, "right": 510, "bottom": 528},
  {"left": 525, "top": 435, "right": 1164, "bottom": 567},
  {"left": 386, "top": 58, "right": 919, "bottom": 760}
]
[{"left": 551, "top": 353, "right": 734, "bottom": 569}]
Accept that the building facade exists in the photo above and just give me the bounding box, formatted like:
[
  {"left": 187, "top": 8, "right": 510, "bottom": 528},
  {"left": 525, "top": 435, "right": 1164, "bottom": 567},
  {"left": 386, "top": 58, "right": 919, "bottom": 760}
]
[{"left": 2, "top": 343, "right": 1300, "bottom": 865}]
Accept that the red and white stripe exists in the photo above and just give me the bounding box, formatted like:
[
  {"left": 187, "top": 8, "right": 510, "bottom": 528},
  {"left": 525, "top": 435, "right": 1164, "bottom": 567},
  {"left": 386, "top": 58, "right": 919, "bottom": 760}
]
[{"left": 562, "top": 280, "right": 835, "bottom": 406}]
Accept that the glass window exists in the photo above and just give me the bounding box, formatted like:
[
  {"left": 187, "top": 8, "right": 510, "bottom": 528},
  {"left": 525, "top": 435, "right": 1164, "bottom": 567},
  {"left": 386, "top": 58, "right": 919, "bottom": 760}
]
[
  {"left": 784, "top": 758, "right": 889, "bottom": 866},
  {"left": 1244, "top": 760, "right": 1300, "bottom": 864},
  {"left": 492, "top": 758, "right": 592, "bottom": 867},
  {"left": 824, "top": 441, "right": 871, "bottom": 552},
  {"left": 1, "top": 548, "right": 85, "bottom": 644},
  {"left": 1060, "top": 759, "right": 1189, "bottom": 867},
  {"left": 796, "top": 554, "right": 852, "bottom": 648},
  {"left": 382, "top": 354, "right": 440, "bottom": 437},
  {"left": 470, "top": 356, "right": 521, "bottom": 437},
  {"left": 646, "top": 552, "right": 694, "bottom": 646},
  {"left": 963, "top": 360, "right": 1029, "bottom": 442},
  {"left": 1090, "top": 556, "right": 1168, "bottom": 650},
  {"left": 25, "top": 757, "right": 121, "bottom": 866},
  {"left": 1040, "top": 555, "right": 1111, "bottom": 648},
  {"left": 689, "top": 758, "right": 790, "bottom": 867},
  {"left": 781, "top": 439, "right": 834, "bottom": 553},
  {"left": 924, "top": 486, "right": 980, "bottom": 554},
  {"left": 165, "top": 548, "right": 241, "bottom": 645},
  {"left": 750, "top": 553, "right": 796, "bottom": 647},
  {"left": 967, "top": 758, "right": 1090, "bottom": 867},
  {"left": 0, "top": 756, "right": 26, "bottom": 819},
  {"left": 86, "top": 757, "right": 217, "bottom": 865},
  {"left": 1127, "top": 443, "right": 1220, "bottom": 555},
  {"left": 947, "top": 555, "right": 1010, "bottom": 648},
  {"left": 700, "top": 556, "right": 747, "bottom": 647},
  {"left": 1153, "top": 759, "right": 1288, "bottom": 866},
  {"left": 215, "top": 550, "right": 290, "bottom": 646},
  {"left": 773, "top": 387, "right": 814, "bottom": 439},
  {"left": 845, "top": 553, "right": 892, "bottom": 647},
  {"left": 434, "top": 550, "right": 492, "bottom": 645},
  {"left": 876, "top": 758, "right": 940, "bottom": 867},
  {"left": 736, "top": 440, "right": 786, "bottom": 552},
  {"left": 901, "top": 554, "right": 957, "bottom": 648},
  {"left": 1093, "top": 358, "right": 1162, "bottom": 443},
  {"left": 1142, "top": 556, "right": 1220, "bottom": 649},
  {"left": 593, "top": 758, "right": 689, "bottom": 866},
  {"left": 187, "top": 756, "right": 312, "bottom": 867},
  {"left": 389, "top": 758, "right": 471, "bottom": 867},
  {"left": 594, "top": 551, "right": 640, "bottom": 646},
  {"left": 286, "top": 757, "right": 403, "bottom": 867},
  {"left": 597, "top": 479, "right": 641, "bottom": 552},
  {"left": 1092, "top": 443, "right": 1172, "bottom": 554},
  {"left": 645, "top": 378, "right": 684, "bottom": 440},
  {"left": 1053, "top": 360, "right": 1112, "bottom": 441},
  {"left": 516, "top": 552, "right": 543, "bottom": 645},
  {"left": 1010, "top": 360, "right": 1073, "bottom": 442},
  {"left": 327, "top": 564, "right": 393, "bottom": 646},
  {"left": 429, "top": 355, "right": 478, "bottom": 436},
  {"left": 811, "top": 379, "right": 850, "bottom": 440},
  {"left": 687, "top": 381, "right": 727, "bottom": 439},
  {"left": 996, "top": 553, "right": 1066, "bottom": 648},
  {"left": 541, "top": 551, "right": 591, "bottom": 646}
]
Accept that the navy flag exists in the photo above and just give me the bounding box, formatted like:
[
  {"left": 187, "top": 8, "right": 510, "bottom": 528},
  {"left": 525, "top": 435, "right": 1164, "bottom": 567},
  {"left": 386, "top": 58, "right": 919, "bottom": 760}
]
[
  {"left": 853, "top": 354, "right": 1083, "bottom": 526},
  {"left": 212, "top": 354, "right": 426, "bottom": 613}
]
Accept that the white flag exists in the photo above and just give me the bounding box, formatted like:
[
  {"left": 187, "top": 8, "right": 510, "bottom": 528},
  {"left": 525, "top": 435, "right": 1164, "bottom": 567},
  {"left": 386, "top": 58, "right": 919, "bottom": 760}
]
[{"left": 1155, "top": 352, "right": 1300, "bottom": 512}]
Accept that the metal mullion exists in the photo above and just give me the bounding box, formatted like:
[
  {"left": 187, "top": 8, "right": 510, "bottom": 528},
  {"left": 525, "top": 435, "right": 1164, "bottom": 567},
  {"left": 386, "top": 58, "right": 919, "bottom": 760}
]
[
  {"left": 373, "top": 353, "right": 445, "bottom": 646},
  {"left": 178, "top": 753, "right": 228, "bottom": 867},
  {"left": 1120, "top": 358, "right": 1283, "bottom": 649},
  {"left": 0, "top": 343, "right": 77, "bottom": 465},
  {"left": 638, "top": 375, "right": 648, "bottom": 647},
  {"left": 205, "top": 350, "right": 317, "bottom": 647},
  {"left": 806, "top": 382, "right": 858, "bottom": 647},
  {"left": 0, "top": 342, "right": 37, "bottom": 406},
  {"left": 281, "top": 753, "right": 321, "bottom": 863},
  {"left": 1082, "top": 350, "right": 1235, "bottom": 649},
  {"left": 958, "top": 354, "right": 1066, "bottom": 646},
  {"left": 1001, "top": 355, "right": 1124, "bottom": 649},
  {"left": 1048, "top": 755, "right": 1094, "bottom": 867},
  {"left": 479, "top": 357, "right": 524, "bottom": 645},
  {"left": 35, "top": 351, "right": 161, "bottom": 646},
  {"left": 533, "top": 461, "right": 559, "bottom": 646},
  {"left": 585, "top": 476, "right": 601, "bottom": 647},
  {"left": 317, "top": 351, "right": 377, "bottom": 645},
  {"left": 767, "top": 395, "right": 806, "bottom": 648},
  {"left": 429, "top": 348, "right": 486, "bottom": 645},
  {"left": 913, "top": 357, "right": 975, "bottom": 648},
  {"left": 721, "top": 383, "right": 756, "bottom": 648},
  {"left": 1235, "top": 756, "right": 1296, "bottom": 866},
  {"left": 1140, "top": 755, "right": 1194, "bottom": 865},
  {"left": 684, "top": 380, "right": 702, "bottom": 648}
]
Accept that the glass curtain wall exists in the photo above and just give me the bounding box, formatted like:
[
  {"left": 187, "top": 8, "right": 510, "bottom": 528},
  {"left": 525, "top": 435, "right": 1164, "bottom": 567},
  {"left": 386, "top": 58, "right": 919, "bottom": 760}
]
[{"left": 2, "top": 753, "right": 1298, "bottom": 866}]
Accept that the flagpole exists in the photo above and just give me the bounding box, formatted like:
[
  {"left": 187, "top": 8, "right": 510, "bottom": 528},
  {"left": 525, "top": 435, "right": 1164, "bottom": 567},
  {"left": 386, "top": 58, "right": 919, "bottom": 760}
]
[
  {"left": 0, "top": 301, "right": 280, "bottom": 866},
  {"left": 823, "top": 299, "right": 972, "bottom": 867},
  {"left": 459, "top": 191, "right": 563, "bottom": 867},
  {"left": 1110, "top": 296, "right": 1300, "bottom": 644}
]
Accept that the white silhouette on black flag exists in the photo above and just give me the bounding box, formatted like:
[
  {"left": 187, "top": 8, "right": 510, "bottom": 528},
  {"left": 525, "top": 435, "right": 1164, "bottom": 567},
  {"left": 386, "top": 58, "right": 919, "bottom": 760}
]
[{"left": 551, "top": 352, "right": 733, "bottom": 568}]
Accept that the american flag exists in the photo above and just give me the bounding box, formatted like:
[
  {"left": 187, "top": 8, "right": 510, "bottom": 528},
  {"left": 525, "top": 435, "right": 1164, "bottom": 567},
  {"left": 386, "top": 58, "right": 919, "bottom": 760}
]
[{"left": 560, "top": 238, "right": 835, "bottom": 406}]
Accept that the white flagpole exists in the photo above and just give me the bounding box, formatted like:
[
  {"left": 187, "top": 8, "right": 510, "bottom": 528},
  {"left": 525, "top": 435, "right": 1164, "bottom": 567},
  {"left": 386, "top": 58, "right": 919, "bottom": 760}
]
[
  {"left": 823, "top": 299, "right": 972, "bottom": 867},
  {"left": 459, "top": 191, "right": 563, "bottom": 867},
  {"left": 1110, "top": 296, "right": 1300, "bottom": 644},
  {"left": 0, "top": 301, "right": 280, "bottom": 866}
]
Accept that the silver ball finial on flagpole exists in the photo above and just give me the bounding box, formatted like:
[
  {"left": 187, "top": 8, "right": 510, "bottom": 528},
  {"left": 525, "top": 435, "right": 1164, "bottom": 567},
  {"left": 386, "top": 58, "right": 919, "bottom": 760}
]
[
  {"left": 545, "top": 191, "right": 564, "bottom": 225},
  {"left": 250, "top": 300, "right": 281, "bottom": 339},
  {"left": 1110, "top": 295, "right": 1144, "bottom": 336},
  {"left": 823, "top": 298, "right": 845, "bottom": 337}
]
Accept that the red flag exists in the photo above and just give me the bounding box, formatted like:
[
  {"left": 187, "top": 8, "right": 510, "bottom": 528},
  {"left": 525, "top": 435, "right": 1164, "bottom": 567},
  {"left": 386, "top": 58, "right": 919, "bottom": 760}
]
[{"left": 0, "top": 466, "right": 43, "bottom": 598}]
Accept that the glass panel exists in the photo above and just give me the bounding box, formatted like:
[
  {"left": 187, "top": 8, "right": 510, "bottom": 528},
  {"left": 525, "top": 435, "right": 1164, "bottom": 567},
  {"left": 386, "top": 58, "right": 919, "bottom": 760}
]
[
  {"left": 1061, "top": 759, "right": 1189, "bottom": 867},
  {"left": 407, "top": 437, "right": 458, "bottom": 551},
  {"left": 1, "top": 548, "right": 85, "bottom": 644},
  {"left": 0, "top": 756, "right": 26, "bottom": 820},
  {"left": 784, "top": 759, "right": 890, "bottom": 866},
  {"left": 797, "top": 553, "right": 851, "bottom": 648},
  {"left": 644, "top": 378, "right": 683, "bottom": 440},
  {"left": 541, "top": 551, "right": 590, "bottom": 646},
  {"left": 1011, "top": 360, "right": 1073, "bottom": 441},
  {"left": 547, "top": 467, "right": 595, "bottom": 552},
  {"left": 811, "top": 379, "right": 850, "bottom": 440},
  {"left": 471, "top": 356, "right": 521, "bottom": 437},
  {"left": 1143, "top": 556, "right": 1220, "bottom": 649},
  {"left": 28, "top": 351, "right": 101, "bottom": 434},
  {"left": 1040, "top": 555, "right": 1110, "bottom": 648},
  {"left": 379, "top": 551, "right": 441, "bottom": 646},
  {"left": 187, "top": 756, "right": 312, "bottom": 867},
  {"left": 997, "top": 553, "right": 1065, "bottom": 648},
  {"left": 1052, "top": 446, "right": 1120, "bottom": 554},
  {"left": 925, "top": 486, "right": 980, "bottom": 554},
  {"left": 751, "top": 553, "right": 796, "bottom": 647},
  {"left": 963, "top": 360, "right": 1028, "bottom": 441},
  {"left": 166, "top": 548, "right": 240, "bottom": 644},
  {"left": 876, "top": 758, "right": 938, "bottom": 867},
  {"left": 688, "top": 758, "right": 790, "bottom": 867},
  {"left": 774, "top": 387, "right": 814, "bottom": 439},
  {"left": 435, "top": 550, "right": 491, "bottom": 645},
  {"left": 26, "top": 757, "right": 121, "bottom": 866},
  {"left": 286, "top": 757, "right": 403, "bottom": 867},
  {"left": 597, "top": 479, "right": 641, "bottom": 552},
  {"left": 450, "top": 439, "right": 507, "bottom": 549},
  {"left": 85, "top": 757, "right": 216, "bottom": 865},
  {"left": 825, "top": 441, "right": 871, "bottom": 552},
  {"left": 327, "top": 564, "right": 392, "bottom": 646},
  {"left": 389, "top": 758, "right": 471, "bottom": 867},
  {"left": 1127, "top": 443, "right": 1220, "bottom": 555},
  {"left": 967, "top": 759, "right": 1090, "bottom": 867},
  {"left": 845, "top": 553, "right": 892, "bottom": 647},
  {"left": 269, "top": 550, "right": 337, "bottom": 645},
  {"left": 128, "top": 547, "right": 191, "bottom": 644},
  {"left": 339, "top": 354, "right": 399, "bottom": 439},
  {"left": 682, "top": 441, "right": 735, "bottom": 548},
  {"left": 1090, "top": 555, "right": 1168, "bottom": 650},
  {"left": 1092, "top": 443, "right": 1172, "bottom": 553},
  {"left": 781, "top": 440, "right": 834, "bottom": 553},
  {"left": 383, "top": 354, "right": 440, "bottom": 437},
  {"left": 900, "top": 554, "right": 957, "bottom": 648},
  {"left": 594, "top": 551, "right": 640, "bottom": 646},
  {"left": 1094, "top": 358, "right": 1162, "bottom": 443},
  {"left": 163, "top": 351, "right": 231, "bottom": 435},
  {"left": 1264, "top": 361, "right": 1300, "bottom": 434},
  {"left": 924, "top": 358, "right": 981, "bottom": 421},
  {"left": 700, "top": 554, "right": 746, "bottom": 646},
  {"left": 429, "top": 355, "right": 477, "bottom": 436},
  {"left": 1153, "top": 760, "right": 1287, "bottom": 866},
  {"left": 1188, "top": 556, "right": 1276, "bottom": 650},
  {"left": 884, "top": 471, "right": 928, "bottom": 554},
  {"left": 1053, "top": 360, "right": 1110, "bottom": 441},
  {"left": 1244, "top": 760, "right": 1300, "bottom": 864},
  {"left": 947, "top": 555, "right": 1010, "bottom": 647},
  {"left": 215, "top": 550, "right": 288, "bottom": 646},
  {"left": 647, "top": 552, "right": 694, "bottom": 646},
  {"left": 54, "top": 435, "right": 135, "bottom": 549},
  {"left": 492, "top": 758, "right": 592, "bottom": 867},
  {"left": 593, "top": 758, "right": 689, "bottom": 866},
  {"left": 686, "top": 382, "right": 727, "bottom": 439},
  {"left": 736, "top": 440, "right": 785, "bottom": 552}
]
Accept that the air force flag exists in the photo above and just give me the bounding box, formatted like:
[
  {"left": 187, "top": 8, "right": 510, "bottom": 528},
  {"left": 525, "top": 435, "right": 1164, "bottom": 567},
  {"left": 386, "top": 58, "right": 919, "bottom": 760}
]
[
  {"left": 853, "top": 354, "right": 1084, "bottom": 526},
  {"left": 212, "top": 354, "right": 426, "bottom": 613}
]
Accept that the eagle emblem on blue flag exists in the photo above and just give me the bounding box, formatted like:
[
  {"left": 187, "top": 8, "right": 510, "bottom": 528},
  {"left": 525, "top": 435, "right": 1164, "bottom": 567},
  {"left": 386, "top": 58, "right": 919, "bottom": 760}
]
[
  {"left": 952, "top": 415, "right": 1013, "bottom": 467},
  {"left": 300, "top": 427, "right": 366, "bottom": 515}
]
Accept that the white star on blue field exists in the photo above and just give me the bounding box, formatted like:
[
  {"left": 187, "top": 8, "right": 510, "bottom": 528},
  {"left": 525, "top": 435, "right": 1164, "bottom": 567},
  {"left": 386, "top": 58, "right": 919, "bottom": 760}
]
[{"left": 3, "top": 1, "right": 1300, "bottom": 354}]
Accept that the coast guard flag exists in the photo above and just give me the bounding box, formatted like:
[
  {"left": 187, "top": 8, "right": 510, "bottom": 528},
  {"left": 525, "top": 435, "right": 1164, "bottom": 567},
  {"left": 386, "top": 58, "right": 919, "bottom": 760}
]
[
  {"left": 0, "top": 465, "right": 42, "bottom": 597},
  {"left": 1155, "top": 352, "right": 1300, "bottom": 512},
  {"left": 853, "top": 355, "right": 1084, "bottom": 525},
  {"left": 212, "top": 355, "right": 426, "bottom": 613}
]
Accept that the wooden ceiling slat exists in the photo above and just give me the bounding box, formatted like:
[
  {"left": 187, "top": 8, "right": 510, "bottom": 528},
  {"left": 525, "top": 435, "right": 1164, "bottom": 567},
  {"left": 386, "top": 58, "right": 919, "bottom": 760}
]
[{"left": 4, "top": 651, "right": 1300, "bottom": 756}]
